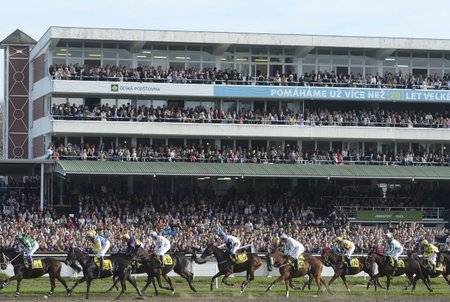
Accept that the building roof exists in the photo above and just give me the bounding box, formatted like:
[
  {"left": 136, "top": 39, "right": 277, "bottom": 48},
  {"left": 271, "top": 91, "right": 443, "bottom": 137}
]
[
  {"left": 30, "top": 26, "right": 450, "bottom": 60},
  {"left": 55, "top": 161, "right": 450, "bottom": 180},
  {"left": 0, "top": 29, "right": 36, "bottom": 48}
]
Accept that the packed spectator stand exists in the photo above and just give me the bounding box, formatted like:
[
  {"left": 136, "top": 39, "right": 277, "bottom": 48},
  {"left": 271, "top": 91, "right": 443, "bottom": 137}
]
[
  {"left": 49, "top": 64, "right": 450, "bottom": 90},
  {"left": 1, "top": 182, "right": 449, "bottom": 255}
]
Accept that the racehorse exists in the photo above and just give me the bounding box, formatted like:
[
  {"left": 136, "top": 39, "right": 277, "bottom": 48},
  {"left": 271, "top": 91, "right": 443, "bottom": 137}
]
[
  {"left": 64, "top": 246, "right": 142, "bottom": 299},
  {"left": 320, "top": 247, "right": 375, "bottom": 291},
  {"left": 265, "top": 251, "right": 331, "bottom": 297},
  {"left": 192, "top": 242, "right": 262, "bottom": 293},
  {"left": 436, "top": 252, "right": 450, "bottom": 285},
  {"left": 108, "top": 247, "right": 196, "bottom": 296},
  {"left": 365, "top": 252, "right": 416, "bottom": 291},
  {"left": 0, "top": 247, "right": 70, "bottom": 298}
]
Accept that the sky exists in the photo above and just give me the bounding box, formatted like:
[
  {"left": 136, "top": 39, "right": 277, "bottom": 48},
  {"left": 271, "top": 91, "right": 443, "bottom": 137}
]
[{"left": 1, "top": 0, "right": 450, "bottom": 101}]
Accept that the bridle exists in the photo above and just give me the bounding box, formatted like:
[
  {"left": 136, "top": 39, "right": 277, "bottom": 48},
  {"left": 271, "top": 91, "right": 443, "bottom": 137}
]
[{"left": 0, "top": 251, "right": 21, "bottom": 267}]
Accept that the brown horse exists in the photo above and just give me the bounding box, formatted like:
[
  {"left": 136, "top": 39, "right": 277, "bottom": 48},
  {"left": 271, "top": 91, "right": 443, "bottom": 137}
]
[
  {"left": 436, "top": 252, "right": 450, "bottom": 285},
  {"left": 320, "top": 247, "right": 375, "bottom": 291},
  {"left": 265, "top": 252, "right": 331, "bottom": 297},
  {"left": 365, "top": 252, "right": 421, "bottom": 291},
  {"left": 192, "top": 243, "right": 262, "bottom": 293},
  {"left": 0, "top": 247, "right": 70, "bottom": 298}
]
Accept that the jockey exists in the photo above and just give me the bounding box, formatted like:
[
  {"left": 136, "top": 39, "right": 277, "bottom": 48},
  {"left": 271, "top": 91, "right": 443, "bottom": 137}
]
[
  {"left": 149, "top": 231, "right": 171, "bottom": 268},
  {"left": 15, "top": 235, "right": 39, "bottom": 268},
  {"left": 122, "top": 233, "right": 137, "bottom": 258},
  {"left": 271, "top": 235, "right": 281, "bottom": 252},
  {"left": 218, "top": 231, "right": 241, "bottom": 265},
  {"left": 385, "top": 233, "right": 404, "bottom": 274},
  {"left": 420, "top": 239, "right": 439, "bottom": 271},
  {"left": 86, "top": 230, "right": 110, "bottom": 274},
  {"left": 280, "top": 234, "right": 305, "bottom": 270},
  {"left": 335, "top": 237, "right": 355, "bottom": 270}
]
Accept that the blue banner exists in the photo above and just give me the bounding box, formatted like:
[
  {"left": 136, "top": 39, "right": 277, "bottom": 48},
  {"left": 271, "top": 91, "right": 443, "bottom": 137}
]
[{"left": 214, "top": 86, "right": 450, "bottom": 102}]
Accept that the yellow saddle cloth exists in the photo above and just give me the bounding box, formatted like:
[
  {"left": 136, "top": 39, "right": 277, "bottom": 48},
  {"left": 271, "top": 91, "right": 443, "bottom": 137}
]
[
  {"left": 389, "top": 257, "right": 405, "bottom": 268},
  {"left": 342, "top": 256, "right": 359, "bottom": 267},
  {"left": 288, "top": 255, "right": 306, "bottom": 269},
  {"left": 162, "top": 255, "right": 173, "bottom": 265},
  {"left": 230, "top": 254, "right": 248, "bottom": 264},
  {"left": 426, "top": 262, "right": 444, "bottom": 272},
  {"left": 28, "top": 260, "right": 43, "bottom": 269},
  {"left": 94, "top": 258, "right": 113, "bottom": 271}
]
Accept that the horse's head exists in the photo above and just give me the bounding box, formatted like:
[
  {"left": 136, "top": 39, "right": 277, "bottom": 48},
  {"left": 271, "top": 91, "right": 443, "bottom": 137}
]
[
  {"left": 65, "top": 246, "right": 81, "bottom": 265},
  {"left": 321, "top": 247, "right": 332, "bottom": 262},
  {"left": 269, "top": 252, "right": 288, "bottom": 268},
  {"left": 436, "top": 252, "right": 444, "bottom": 267},
  {"left": 134, "top": 247, "right": 150, "bottom": 262},
  {"left": 0, "top": 252, "right": 7, "bottom": 270},
  {"left": 200, "top": 242, "right": 214, "bottom": 259}
]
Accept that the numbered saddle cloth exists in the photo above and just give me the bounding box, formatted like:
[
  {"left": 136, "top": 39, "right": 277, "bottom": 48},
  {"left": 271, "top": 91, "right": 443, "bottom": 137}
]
[
  {"left": 29, "top": 260, "right": 43, "bottom": 269},
  {"left": 162, "top": 254, "right": 173, "bottom": 265},
  {"left": 231, "top": 254, "right": 248, "bottom": 264},
  {"left": 94, "top": 258, "right": 113, "bottom": 271},
  {"left": 389, "top": 257, "right": 405, "bottom": 268},
  {"left": 288, "top": 255, "right": 306, "bottom": 269},
  {"left": 342, "top": 256, "right": 359, "bottom": 267}
]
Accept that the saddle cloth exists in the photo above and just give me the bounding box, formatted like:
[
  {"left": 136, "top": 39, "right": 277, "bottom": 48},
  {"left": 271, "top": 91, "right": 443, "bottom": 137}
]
[
  {"left": 288, "top": 255, "right": 306, "bottom": 269},
  {"left": 162, "top": 254, "right": 173, "bottom": 265},
  {"left": 93, "top": 258, "right": 113, "bottom": 271},
  {"left": 342, "top": 256, "right": 359, "bottom": 267},
  {"left": 389, "top": 257, "right": 405, "bottom": 268},
  {"left": 28, "top": 260, "right": 43, "bottom": 269},
  {"left": 230, "top": 254, "right": 248, "bottom": 264}
]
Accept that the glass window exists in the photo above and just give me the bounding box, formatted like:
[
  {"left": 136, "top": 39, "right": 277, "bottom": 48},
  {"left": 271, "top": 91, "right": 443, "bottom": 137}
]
[
  {"left": 333, "top": 56, "right": 348, "bottom": 65},
  {"left": 302, "top": 141, "right": 315, "bottom": 152},
  {"left": 187, "top": 139, "right": 200, "bottom": 148},
  {"left": 201, "top": 100, "right": 218, "bottom": 109},
  {"left": 365, "top": 66, "right": 378, "bottom": 76},
  {"left": 284, "top": 57, "right": 294, "bottom": 63},
  {"left": 103, "top": 51, "right": 117, "bottom": 58},
  {"left": 365, "top": 57, "right": 378, "bottom": 65},
  {"left": 397, "top": 143, "right": 410, "bottom": 153},
  {"left": 103, "top": 43, "right": 117, "bottom": 49},
  {"left": 185, "top": 101, "right": 201, "bottom": 108},
  {"left": 137, "top": 99, "right": 151, "bottom": 108},
  {"left": 238, "top": 100, "right": 253, "bottom": 112},
  {"left": 396, "top": 51, "right": 410, "bottom": 57},
  {"left": 68, "top": 42, "right": 82, "bottom": 48},
  {"left": 68, "top": 49, "right": 82, "bottom": 57},
  {"left": 187, "top": 45, "right": 201, "bottom": 51},
  {"left": 317, "top": 141, "right": 329, "bottom": 151},
  {"left": 235, "top": 47, "right": 249, "bottom": 53},
  {"left": 412, "top": 52, "right": 427, "bottom": 58},
  {"left": 430, "top": 52, "right": 442, "bottom": 58},
  {"left": 350, "top": 49, "right": 364, "bottom": 56},
  {"left": 68, "top": 98, "right": 83, "bottom": 107},
  {"left": 223, "top": 100, "right": 236, "bottom": 113},
  {"left": 269, "top": 47, "right": 283, "bottom": 55},
  {"left": 350, "top": 57, "right": 364, "bottom": 65},
  {"left": 411, "top": 58, "right": 427, "bottom": 67},
  {"left": 317, "top": 49, "right": 331, "bottom": 55},
  {"left": 51, "top": 97, "right": 67, "bottom": 106},
  {"left": 252, "top": 47, "right": 267, "bottom": 55},
  {"left": 118, "top": 48, "right": 133, "bottom": 59},
  {"left": 317, "top": 56, "right": 330, "bottom": 64},
  {"left": 137, "top": 138, "right": 151, "bottom": 147},
  {"left": 270, "top": 57, "right": 281, "bottom": 63},
  {"left": 152, "top": 100, "right": 167, "bottom": 108},
  {"left": 118, "top": 99, "right": 132, "bottom": 108},
  {"left": 429, "top": 58, "right": 443, "bottom": 68},
  {"left": 220, "top": 139, "right": 234, "bottom": 149},
  {"left": 102, "top": 98, "right": 116, "bottom": 107},
  {"left": 284, "top": 48, "right": 295, "bottom": 56},
  {"left": 333, "top": 49, "right": 348, "bottom": 55},
  {"left": 303, "top": 55, "right": 315, "bottom": 64},
  {"left": 85, "top": 42, "right": 101, "bottom": 48},
  {"left": 118, "top": 60, "right": 132, "bottom": 68}
]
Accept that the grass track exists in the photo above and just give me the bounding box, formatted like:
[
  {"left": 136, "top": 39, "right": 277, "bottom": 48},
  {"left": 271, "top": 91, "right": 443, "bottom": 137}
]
[{"left": 0, "top": 275, "right": 449, "bottom": 300}]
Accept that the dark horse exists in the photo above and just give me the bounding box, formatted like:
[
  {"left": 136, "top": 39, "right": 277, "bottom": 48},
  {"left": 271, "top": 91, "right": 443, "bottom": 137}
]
[
  {"left": 265, "top": 252, "right": 332, "bottom": 297},
  {"left": 365, "top": 252, "right": 421, "bottom": 291},
  {"left": 0, "top": 247, "right": 70, "bottom": 298},
  {"left": 321, "top": 247, "right": 376, "bottom": 291},
  {"left": 192, "top": 243, "right": 262, "bottom": 293},
  {"left": 436, "top": 252, "right": 450, "bottom": 285},
  {"left": 64, "top": 246, "right": 142, "bottom": 299},
  {"left": 108, "top": 247, "right": 196, "bottom": 296}
]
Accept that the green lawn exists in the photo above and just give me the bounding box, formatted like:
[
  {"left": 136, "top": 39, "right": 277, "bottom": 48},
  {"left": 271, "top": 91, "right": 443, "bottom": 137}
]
[{"left": 0, "top": 275, "right": 449, "bottom": 298}]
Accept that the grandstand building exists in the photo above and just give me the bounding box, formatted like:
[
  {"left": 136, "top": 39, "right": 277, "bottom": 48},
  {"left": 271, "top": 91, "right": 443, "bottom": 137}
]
[{"left": 1, "top": 27, "right": 450, "bottom": 224}]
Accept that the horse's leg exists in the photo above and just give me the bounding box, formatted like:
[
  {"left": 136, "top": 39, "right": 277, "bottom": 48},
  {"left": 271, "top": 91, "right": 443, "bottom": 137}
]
[
  {"left": 266, "top": 275, "right": 284, "bottom": 292},
  {"left": 115, "top": 274, "right": 127, "bottom": 300},
  {"left": 126, "top": 274, "right": 142, "bottom": 297},
  {"left": 55, "top": 274, "right": 71, "bottom": 294},
  {"left": 162, "top": 274, "right": 175, "bottom": 294},
  {"left": 107, "top": 276, "right": 120, "bottom": 293},
  {"left": 174, "top": 267, "right": 196, "bottom": 292},
  {"left": 221, "top": 271, "right": 234, "bottom": 286},
  {"left": 151, "top": 277, "right": 159, "bottom": 296},
  {"left": 321, "top": 277, "right": 333, "bottom": 294},
  {"left": 210, "top": 271, "right": 223, "bottom": 291},
  {"left": 340, "top": 275, "right": 350, "bottom": 292},
  {"left": 240, "top": 269, "right": 256, "bottom": 294},
  {"left": 327, "top": 273, "right": 339, "bottom": 287},
  {"left": 47, "top": 275, "right": 56, "bottom": 297},
  {"left": 85, "top": 278, "right": 92, "bottom": 300},
  {"left": 140, "top": 275, "right": 152, "bottom": 294},
  {"left": 285, "top": 279, "right": 290, "bottom": 298},
  {"left": 15, "top": 278, "right": 22, "bottom": 298},
  {"left": 386, "top": 274, "right": 391, "bottom": 291},
  {"left": 68, "top": 275, "right": 87, "bottom": 296},
  {"left": 156, "top": 274, "right": 171, "bottom": 291}
]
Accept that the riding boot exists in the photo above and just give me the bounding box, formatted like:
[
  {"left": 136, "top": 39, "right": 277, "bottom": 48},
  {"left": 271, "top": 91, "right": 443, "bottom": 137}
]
[
  {"left": 98, "top": 257, "right": 104, "bottom": 277},
  {"left": 27, "top": 256, "right": 33, "bottom": 269},
  {"left": 392, "top": 259, "right": 398, "bottom": 275},
  {"left": 345, "top": 257, "right": 351, "bottom": 274},
  {"left": 233, "top": 254, "right": 238, "bottom": 266},
  {"left": 159, "top": 255, "right": 165, "bottom": 269},
  {"left": 294, "top": 258, "right": 299, "bottom": 271}
]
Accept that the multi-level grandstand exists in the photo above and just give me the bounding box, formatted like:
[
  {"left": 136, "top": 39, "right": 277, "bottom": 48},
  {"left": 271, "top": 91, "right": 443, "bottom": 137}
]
[{"left": 0, "top": 27, "right": 449, "bottom": 254}]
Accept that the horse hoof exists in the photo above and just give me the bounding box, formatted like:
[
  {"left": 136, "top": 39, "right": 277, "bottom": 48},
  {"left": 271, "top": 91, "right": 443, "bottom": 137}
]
[{"left": 44, "top": 295, "right": 49, "bottom": 299}]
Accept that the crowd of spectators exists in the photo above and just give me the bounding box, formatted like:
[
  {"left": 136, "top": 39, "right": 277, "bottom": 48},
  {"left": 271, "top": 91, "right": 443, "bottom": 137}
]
[
  {"left": 49, "top": 63, "right": 450, "bottom": 90},
  {"left": 50, "top": 102, "right": 450, "bottom": 129},
  {"left": 1, "top": 183, "right": 449, "bottom": 254},
  {"left": 46, "top": 140, "right": 450, "bottom": 167}
]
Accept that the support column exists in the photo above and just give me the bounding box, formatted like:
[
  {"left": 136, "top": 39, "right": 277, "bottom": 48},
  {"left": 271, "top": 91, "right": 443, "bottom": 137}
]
[
  {"left": 40, "top": 163, "right": 44, "bottom": 211},
  {"left": 127, "top": 175, "right": 134, "bottom": 195}
]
